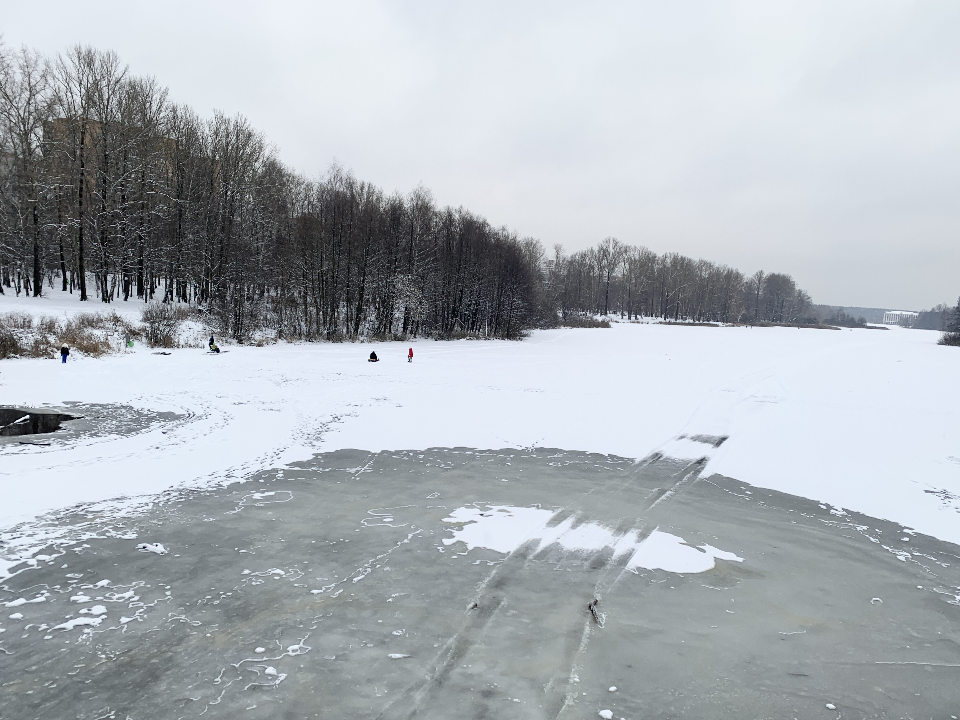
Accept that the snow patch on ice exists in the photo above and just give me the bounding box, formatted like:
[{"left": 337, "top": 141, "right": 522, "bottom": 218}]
[
  {"left": 4, "top": 593, "right": 47, "bottom": 607},
  {"left": 442, "top": 506, "right": 558, "bottom": 553},
  {"left": 442, "top": 505, "right": 742, "bottom": 573},
  {"left": 136, "top": 542, "right": 167, "bottom": 555},
  {"left": 54, "top": 616, "right": 103, "bottom": 631},
  {"left": 626, "top": 531, "right": 743, "bottom": 573}
]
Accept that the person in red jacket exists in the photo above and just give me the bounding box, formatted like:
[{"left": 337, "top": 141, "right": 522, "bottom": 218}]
[{"left": 408, "top": 347, "right": 413, "bottom": 363}]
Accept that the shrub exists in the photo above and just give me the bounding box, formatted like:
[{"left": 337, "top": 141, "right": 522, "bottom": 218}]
[
  {"left": 560, "top": 314, "right": 611, "bottom": 328},
  {"left": 0, "top": 327, "right": 21, "bottom": 358},
  {"left": 141, "top": 302, "right": 191, "bottom": 348}
]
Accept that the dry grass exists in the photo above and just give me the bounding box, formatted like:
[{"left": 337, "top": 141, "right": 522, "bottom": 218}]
[{"left": 0, "top": 311, "right": 141, "bottom": 359}]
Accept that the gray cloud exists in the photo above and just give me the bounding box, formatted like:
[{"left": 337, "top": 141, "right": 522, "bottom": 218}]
[{"left": 4, "top": 0, "right": 957, "bottom": 308}]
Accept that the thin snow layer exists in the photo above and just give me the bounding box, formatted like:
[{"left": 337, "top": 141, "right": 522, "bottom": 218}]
[
  {"left": 442, "top": 505, "right": 743, "bottom": 573},
  {"left": 1, "top": 294, "right": 958, "bottom": 550},
  {"left": 627, "top": 531, "right": 743, "bottom": 573},
  {"left": 136, "top": 543, "right": 167, "bottom": 555},
  {"left": 53, "top": 616, "right": 103, "bottom": 631}
]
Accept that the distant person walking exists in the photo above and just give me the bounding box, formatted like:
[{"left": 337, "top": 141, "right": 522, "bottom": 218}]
[
  {"left": 408, "top": 347, "right": 413, "bottom": 363},
  {"left": 60, "top": 345, "right": 69, "bottom": 363}
]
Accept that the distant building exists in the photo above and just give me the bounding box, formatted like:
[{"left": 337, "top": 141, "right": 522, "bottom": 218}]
[{"left": 882, "top": 310, "right": 918, "bottom": 326}]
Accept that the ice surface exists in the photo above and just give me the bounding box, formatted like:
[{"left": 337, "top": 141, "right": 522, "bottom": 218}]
[{"left": 0, "top": 446, "right": 957, "bottom": 718}]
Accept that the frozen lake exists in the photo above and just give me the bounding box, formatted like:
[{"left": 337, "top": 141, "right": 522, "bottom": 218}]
[
  {"left": 2, "top": 310, "right": 959, "bottom": 718},
  {"left": 2, "top": 446, "right": 958, "bottom": 719}
]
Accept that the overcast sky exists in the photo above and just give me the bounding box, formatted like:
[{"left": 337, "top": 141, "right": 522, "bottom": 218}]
[{"left": 3, "top": 0, "right": 958, "bottom": 309}]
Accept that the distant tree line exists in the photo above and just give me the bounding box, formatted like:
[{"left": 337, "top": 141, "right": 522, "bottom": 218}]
[
  {"left": 915, "top": 303, "right": 954, "bottom": 331},
  {"left": 2, "top": 44, "right": 817, "bottom": 341},
  {"left": 543, "top": 239, "right": 813, "bottom": 325}
]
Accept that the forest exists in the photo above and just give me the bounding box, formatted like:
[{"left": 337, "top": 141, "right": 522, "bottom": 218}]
[{"left": 1, "top": 45, "right": 815, "bottom": 342}]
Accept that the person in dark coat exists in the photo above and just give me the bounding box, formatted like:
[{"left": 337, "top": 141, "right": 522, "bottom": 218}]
[
  {"left": 368, "top": 351, "right": 378, "bottom": 362},
  {"left": 209, "top": 335, "right": 216, "bottom": 351},
  {"left": 60, "top": 345, "right": 69, "bottom": 363}
]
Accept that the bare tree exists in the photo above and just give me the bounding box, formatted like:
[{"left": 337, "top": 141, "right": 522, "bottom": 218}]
[
  {"left": 0, "top": 42, "right": 819, "bottom": 343},
  {"left": 0, "top": 46, "right": 51, "bottom": 296}
]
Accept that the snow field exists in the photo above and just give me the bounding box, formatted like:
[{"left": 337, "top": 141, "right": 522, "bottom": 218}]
[
  {"left": 0, "top": 287, "right": 144, "bottom": 322},
  {"left": 1, "top": 292, "right": 958, "bottom": 554}
]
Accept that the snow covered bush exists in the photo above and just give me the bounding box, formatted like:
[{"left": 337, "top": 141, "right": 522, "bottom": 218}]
[{"left": 140, "top": 302, "right": 191, "bottom": 348}]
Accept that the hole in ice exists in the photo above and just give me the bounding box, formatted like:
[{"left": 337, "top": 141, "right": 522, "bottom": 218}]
[{"left": 0, "top": 407, "right": 79, "bottom": 437}]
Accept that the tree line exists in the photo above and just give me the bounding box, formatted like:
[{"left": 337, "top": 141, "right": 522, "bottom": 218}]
[
  {"left": 1, "top": 44, "right": 815, "bottom": 341},
  {"left": 543, "top": 238, "right": 812, "bottom": 325}
]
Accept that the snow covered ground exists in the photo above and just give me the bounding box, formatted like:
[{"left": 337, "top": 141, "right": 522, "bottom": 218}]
[
  {"left": 2, "top": 291, "right": 958, "bottom": 551},
  {"left": 0, "top": 287, "right": 144, "bottom": 321}
]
